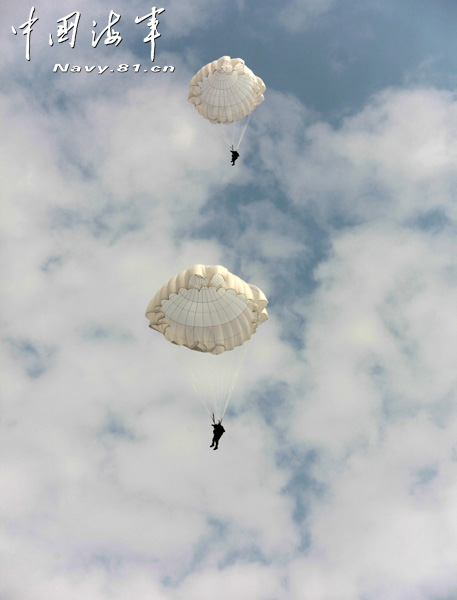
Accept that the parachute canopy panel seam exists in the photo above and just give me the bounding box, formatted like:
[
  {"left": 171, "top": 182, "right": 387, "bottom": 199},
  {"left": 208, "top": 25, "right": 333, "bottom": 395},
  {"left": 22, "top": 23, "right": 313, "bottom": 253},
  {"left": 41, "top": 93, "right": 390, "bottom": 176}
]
[
  {"left": 146, "top": 264, "right": 268, "bottom": 355},
  {"left": 188, "top": 56, "right": 266, "bottom": 124}
]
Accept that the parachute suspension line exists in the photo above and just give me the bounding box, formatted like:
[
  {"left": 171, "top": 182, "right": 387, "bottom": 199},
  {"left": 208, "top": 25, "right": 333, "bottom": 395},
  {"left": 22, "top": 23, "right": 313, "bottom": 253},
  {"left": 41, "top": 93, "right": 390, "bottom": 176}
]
[
  {"left": 219, "top": 115, "right": 252, "bottom": 153},
  {"left": 213, "top": 350, "right": 227, "bottom": 419},
  {"left": 220, "top": 125, "right": 233, "bottom": 150},
  {"left": 216, "top": 352, "right": 228, "bottom": 420},
  {"left": 220, "top": 344, "right": 247, "bottom": 421},
  {"left": 170, "top": 344, "right": 213, "bottom": 419},
  {"left": 235, "top": 114, "right": 252, "bottom": 151},
  {"left": 170, "top": 343, "right": 248, "bottom": 422},
  {"left": 232, "top": 125, "right": 238, "bottom": 151}
]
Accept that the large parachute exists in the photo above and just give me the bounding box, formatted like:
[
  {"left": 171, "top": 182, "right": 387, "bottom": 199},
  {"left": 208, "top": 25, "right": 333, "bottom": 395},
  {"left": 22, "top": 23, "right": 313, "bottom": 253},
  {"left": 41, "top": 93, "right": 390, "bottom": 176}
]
[
  {"left": 146, "top": 264, "right": 269, "bottom": 420},
  {"left": 188, "top": 56, "right": 266, "bottom": 151}
]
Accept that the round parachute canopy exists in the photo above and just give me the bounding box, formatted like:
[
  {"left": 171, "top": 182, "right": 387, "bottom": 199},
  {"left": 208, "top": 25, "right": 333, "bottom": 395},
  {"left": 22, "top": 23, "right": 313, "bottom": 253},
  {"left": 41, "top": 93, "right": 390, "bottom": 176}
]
[
  {"left": 188, "top": 56, "right": 266, "bottom": 124},
  {"left": 145, "top": 264, "right": 269, "bottom": 355}
]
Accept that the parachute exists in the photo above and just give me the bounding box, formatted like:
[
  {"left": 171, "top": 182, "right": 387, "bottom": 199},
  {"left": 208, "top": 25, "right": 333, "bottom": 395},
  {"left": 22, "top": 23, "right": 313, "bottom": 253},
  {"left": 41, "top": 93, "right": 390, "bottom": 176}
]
[
  {"left": 146, "top": 264, "right": 268, "bottom": 420},
  {"left": 188, "top": 56, "right": 266, "bottom": 151}
]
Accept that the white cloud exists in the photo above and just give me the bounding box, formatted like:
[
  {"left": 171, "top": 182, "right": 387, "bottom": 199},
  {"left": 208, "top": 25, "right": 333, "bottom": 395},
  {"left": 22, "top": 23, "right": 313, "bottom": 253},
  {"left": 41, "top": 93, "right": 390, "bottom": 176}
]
[
  {"left": 289, "top": 414, "right": 457, "bottom": 600},
  {"left": 172, "top": 563, "right": 287, "bottom": 600},
  {"left": 258, "top": 86, "right": 457, "bottom": 598},
  {"left": 278, "top": 0, "right": 337, "bottom": 32},
  {"left": 259, "top": 87, "right": 457, "bottom": 227}
]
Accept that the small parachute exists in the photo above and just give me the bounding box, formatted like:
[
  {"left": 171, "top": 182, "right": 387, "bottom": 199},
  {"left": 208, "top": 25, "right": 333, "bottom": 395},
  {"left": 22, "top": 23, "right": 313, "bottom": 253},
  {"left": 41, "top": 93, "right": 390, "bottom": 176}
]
[
  {"left": 146, "top": 264, "right": 268, "bottom": 420},
  {"left": 188, "top": 56, "right": 266, "bottom": 151}
]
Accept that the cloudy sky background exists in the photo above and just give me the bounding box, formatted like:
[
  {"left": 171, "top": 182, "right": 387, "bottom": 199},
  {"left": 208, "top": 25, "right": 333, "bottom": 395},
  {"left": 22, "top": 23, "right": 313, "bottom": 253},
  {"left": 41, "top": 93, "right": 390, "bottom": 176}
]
[{"left": 2, "top": 0, "right": 457, "bottom": 598}]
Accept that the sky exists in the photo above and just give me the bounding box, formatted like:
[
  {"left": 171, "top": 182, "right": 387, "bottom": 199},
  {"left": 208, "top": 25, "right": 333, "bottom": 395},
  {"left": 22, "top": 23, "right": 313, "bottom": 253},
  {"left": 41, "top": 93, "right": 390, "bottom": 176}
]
[{"left": 1, "top": 0, "right": 457, "bottom": 598}]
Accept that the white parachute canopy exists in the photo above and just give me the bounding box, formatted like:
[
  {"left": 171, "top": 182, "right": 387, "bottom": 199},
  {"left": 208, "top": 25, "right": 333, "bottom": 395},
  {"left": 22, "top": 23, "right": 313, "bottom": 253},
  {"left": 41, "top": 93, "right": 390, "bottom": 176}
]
[
  {"left": 188, "top": 56, "right": 266, "bottom": 151},
  {"left": 146, "top": 264, "right": 269, "bottom": 420}
]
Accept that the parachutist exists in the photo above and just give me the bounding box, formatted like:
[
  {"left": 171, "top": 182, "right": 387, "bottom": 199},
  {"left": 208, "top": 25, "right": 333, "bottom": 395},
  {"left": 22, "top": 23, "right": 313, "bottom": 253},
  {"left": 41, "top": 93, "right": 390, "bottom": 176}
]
[
  {"left": 230, "top": 146, "right": 240, "bottom": 166},
  {"left": 210, "top": 420, "right": 225, "bottom": 450}
]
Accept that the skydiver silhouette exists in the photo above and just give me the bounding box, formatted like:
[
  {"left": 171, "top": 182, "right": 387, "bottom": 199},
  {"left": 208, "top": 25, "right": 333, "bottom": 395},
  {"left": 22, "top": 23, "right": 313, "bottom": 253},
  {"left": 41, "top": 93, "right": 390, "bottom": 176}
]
[
  {"left": 210, "top": 418, "right": 225, "bottom": 450},
  {"left": 230, "top": 145, "right": 240, "bottom": 166}
]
